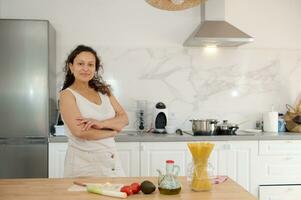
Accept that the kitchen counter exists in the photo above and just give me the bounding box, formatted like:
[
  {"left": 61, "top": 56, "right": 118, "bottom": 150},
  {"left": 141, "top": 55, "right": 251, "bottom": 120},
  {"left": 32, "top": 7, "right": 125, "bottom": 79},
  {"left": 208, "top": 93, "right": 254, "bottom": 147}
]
[
  {"left": 49, "top": 131, "right": 301, "bottom": 143},
  {"left": 0, "top": 177, "right": 256, "bottom": 200}
]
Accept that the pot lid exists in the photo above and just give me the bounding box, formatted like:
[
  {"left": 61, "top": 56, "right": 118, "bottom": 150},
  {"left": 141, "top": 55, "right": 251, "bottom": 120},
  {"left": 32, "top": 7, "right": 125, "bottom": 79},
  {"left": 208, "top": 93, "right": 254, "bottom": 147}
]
[
  {"left": 190, "top": 119, "right": 217, "bottom": 122},
  {"left": 217, "top": 120, "right": 238, "bottom": 128}
]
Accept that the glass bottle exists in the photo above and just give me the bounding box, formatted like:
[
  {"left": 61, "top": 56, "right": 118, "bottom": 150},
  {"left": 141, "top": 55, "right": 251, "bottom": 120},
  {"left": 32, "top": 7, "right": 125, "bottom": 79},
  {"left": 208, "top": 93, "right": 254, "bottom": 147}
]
[{"left": 157, "top": 160, "right": 181, "bottom": 195}]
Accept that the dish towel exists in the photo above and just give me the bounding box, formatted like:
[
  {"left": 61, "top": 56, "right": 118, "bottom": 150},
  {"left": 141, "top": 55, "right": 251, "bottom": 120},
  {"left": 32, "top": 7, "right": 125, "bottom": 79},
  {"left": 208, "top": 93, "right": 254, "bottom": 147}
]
[{"left": 212, "top": 176, "right": 228, "bottom": 184}]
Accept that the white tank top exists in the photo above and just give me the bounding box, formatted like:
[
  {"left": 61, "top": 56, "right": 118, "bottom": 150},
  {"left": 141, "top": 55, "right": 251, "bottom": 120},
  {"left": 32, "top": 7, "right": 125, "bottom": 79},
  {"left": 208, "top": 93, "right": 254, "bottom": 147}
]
[{"left": 63, "top": 88, "right": 116, "bottom": 151}]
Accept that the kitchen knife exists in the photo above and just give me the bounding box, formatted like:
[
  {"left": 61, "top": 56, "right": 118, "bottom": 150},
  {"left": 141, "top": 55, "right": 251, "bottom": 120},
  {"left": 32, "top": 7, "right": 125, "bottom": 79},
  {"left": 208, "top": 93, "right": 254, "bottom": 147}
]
[{"left": 73, "top": 181, "right": 127, "bottom": 198}]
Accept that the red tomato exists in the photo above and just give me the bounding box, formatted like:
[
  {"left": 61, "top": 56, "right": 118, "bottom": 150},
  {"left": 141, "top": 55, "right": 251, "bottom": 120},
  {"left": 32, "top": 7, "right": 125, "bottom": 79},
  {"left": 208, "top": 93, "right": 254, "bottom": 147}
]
[
  {"left": 130, "top": 183, "right": 141, "bottom": 194},
  {"left": 120, "top": 185, "right": 133, "bottom": 196}
]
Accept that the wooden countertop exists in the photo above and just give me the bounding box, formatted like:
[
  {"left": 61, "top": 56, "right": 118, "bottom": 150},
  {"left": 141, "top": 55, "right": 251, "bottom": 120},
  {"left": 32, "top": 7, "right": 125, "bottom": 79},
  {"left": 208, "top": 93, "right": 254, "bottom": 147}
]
[{"left": 0, "top": 176, "right": 256, "bottom": 200}]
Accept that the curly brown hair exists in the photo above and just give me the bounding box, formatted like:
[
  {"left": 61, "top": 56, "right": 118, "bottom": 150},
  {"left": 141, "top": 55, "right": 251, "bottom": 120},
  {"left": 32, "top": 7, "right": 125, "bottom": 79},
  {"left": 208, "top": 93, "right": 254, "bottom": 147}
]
[{"left": 61, "top": 45, "right": 111, "bottom": 96}]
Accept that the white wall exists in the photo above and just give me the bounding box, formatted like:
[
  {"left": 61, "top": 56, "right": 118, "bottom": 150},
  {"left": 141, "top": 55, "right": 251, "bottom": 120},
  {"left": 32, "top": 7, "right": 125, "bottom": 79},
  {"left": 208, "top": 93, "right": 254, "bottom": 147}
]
[
  {"left": 1, "top": 0, "right": 301, "bottom": 130},
  {"left": 226, "top": 0, "right": 301, "bottom": 49},
  {"left": 1, "top": 0, "right": 300, "bottom": 48}
]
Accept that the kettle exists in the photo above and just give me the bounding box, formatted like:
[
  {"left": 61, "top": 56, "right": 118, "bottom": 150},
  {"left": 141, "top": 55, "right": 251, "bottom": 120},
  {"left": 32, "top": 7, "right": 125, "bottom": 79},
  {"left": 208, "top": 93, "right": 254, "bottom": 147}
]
[{"left": 156, "top": 160, "right": 181, "bottom": 195}]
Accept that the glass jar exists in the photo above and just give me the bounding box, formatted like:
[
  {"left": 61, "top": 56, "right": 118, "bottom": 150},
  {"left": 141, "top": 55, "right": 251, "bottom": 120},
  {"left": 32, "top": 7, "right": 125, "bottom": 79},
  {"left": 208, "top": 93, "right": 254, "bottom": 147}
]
[
  {"left": 187, "top": 162, "right": 215, "bottom": 191},
  {"left": 187, "top": 142, "right": 215, "bottom": 192}
]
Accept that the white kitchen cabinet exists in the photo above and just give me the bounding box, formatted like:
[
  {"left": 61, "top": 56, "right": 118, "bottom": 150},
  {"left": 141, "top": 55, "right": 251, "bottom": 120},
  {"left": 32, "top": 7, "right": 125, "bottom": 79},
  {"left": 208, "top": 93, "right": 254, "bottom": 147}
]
[
  {"left": 215, "top": 141, "right": 258, "bottom": 196},
  {"left": 48, "top": 142, "right": 140, "bottom": 178},
  {"left": 258, "top": 140, "right": 301, "bottom": 185},
  {"left": 259, "top": 185, "right": 301, "bottom": 200},
  {"left": 140, "top": 142, "right": 189, "bottom": 176},
  {"left": 259, "top": 140, "right": 301, "bottom": 156},
  {"left": 48, "top": 143, "right": 68, "bottom": 178},
  {"left": 115, "top": 142, "right": 140, "bottom": 177}
]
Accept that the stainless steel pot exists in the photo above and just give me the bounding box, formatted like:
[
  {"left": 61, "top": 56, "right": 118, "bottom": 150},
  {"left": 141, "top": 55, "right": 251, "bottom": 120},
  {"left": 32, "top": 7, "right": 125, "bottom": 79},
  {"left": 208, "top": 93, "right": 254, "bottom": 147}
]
[{"left": 189, "top": 119, "right": 218, "bottom": 135}]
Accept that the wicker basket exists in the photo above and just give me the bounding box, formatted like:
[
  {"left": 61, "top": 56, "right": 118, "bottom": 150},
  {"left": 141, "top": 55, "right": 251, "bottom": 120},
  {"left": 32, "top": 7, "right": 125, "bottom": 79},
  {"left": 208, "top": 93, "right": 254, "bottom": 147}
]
[{"left": 284, "top": 103, "right": 301, "bottom": 133}]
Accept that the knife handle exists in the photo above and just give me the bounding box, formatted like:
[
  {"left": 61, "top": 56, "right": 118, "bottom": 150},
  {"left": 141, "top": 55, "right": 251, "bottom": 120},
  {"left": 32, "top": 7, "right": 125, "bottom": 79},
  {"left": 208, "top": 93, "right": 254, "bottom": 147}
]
[{"left": 73, "top": 181, "right": 87, "bottom": 187}]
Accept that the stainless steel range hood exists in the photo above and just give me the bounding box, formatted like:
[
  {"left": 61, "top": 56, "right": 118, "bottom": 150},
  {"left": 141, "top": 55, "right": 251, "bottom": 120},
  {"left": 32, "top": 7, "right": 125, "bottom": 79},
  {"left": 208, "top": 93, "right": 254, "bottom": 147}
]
[{"left": 183, "top": 0, "right": 254, "bottom": 47}]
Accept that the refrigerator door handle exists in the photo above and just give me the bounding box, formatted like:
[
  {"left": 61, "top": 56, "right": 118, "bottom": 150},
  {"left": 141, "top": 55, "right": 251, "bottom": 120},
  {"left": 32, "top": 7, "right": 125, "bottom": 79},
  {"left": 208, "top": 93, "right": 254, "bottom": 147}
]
[
  {"left": 0, "top": 137, "right": 8, "bottom": 144},
  {"left": 25, "top": 136, "right": 47, "bottom": 139},
  {"left": 24, "top": 136, "right": 48, "bottom": 144}
]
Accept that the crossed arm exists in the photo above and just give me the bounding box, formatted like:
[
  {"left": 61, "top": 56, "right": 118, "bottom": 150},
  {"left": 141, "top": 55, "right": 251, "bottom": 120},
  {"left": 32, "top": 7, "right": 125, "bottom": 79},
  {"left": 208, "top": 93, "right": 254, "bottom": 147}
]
[{"left": 60, "top": 90, "right": 129, "bottom": 141}]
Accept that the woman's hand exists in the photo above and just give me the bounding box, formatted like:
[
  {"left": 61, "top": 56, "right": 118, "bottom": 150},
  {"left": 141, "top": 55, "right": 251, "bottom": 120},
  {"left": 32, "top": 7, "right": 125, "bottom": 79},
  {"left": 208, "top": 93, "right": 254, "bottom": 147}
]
[{"left": 76, "top": 117, "right": 103, "bottom": 131}]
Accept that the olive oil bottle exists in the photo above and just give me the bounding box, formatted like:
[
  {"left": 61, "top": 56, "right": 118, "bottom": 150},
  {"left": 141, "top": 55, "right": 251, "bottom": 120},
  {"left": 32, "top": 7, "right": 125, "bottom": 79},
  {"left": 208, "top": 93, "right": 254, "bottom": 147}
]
[{"left": 157, "top": 160, "right": 181, "bottom": 195}]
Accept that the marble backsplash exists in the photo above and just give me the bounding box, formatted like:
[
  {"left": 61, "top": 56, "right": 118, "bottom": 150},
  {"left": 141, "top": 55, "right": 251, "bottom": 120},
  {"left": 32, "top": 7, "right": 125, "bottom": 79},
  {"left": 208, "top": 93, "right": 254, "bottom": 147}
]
[{"left": 56, "top": 47, "right": 301, "bottom": 131}]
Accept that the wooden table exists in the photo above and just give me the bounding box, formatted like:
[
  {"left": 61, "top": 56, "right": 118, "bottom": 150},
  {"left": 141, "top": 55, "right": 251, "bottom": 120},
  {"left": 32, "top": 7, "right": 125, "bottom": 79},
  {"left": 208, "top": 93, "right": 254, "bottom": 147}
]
[{"left": 0, "top": 177, "right": 256, "bottom": 200}]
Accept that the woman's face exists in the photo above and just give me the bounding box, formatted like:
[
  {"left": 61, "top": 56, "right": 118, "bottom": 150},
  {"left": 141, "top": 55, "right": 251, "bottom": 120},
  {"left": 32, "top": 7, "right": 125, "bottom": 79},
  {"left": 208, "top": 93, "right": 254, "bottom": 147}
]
[{"left": 69, "top": 51, "right": 96, "bottom": 83}]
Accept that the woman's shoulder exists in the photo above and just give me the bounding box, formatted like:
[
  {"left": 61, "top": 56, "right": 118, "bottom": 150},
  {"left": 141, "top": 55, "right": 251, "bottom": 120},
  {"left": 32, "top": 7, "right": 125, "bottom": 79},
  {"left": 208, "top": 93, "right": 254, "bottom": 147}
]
[{"left": 59, "top": 88, "right": 75, "bottom": 100}]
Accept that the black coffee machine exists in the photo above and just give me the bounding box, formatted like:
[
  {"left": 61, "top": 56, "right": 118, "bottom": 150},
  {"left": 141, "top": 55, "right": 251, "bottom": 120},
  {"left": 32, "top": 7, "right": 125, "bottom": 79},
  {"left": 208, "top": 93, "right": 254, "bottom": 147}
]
[{"left": 152, "top": 102, "right": 168, "bottom": 133}]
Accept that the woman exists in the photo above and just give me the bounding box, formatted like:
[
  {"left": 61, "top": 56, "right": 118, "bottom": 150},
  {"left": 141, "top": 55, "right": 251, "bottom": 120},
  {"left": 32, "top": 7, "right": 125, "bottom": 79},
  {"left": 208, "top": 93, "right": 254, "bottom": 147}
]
[{"left": 60, "top": 45, "right": 129, "bottom": 178}]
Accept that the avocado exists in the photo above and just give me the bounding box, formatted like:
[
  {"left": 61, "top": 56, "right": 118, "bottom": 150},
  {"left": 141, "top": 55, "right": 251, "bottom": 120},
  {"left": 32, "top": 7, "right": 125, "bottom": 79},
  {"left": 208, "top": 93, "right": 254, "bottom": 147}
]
[{"left": 140, "top": 180, "right": 156, "bottom": 194}]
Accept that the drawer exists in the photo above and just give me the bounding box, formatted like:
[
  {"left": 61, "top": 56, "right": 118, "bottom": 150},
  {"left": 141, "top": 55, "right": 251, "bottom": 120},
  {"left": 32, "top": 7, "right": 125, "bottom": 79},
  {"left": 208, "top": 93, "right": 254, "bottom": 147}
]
[
  {"left": 258, "top": 156, "right": 301, "bottom": 184},
  {"left": 259, "top": 140, "right": 301, "bottom": 155},
  {"left": 259, "top": 185, "right": 301, "bottom": 200}
]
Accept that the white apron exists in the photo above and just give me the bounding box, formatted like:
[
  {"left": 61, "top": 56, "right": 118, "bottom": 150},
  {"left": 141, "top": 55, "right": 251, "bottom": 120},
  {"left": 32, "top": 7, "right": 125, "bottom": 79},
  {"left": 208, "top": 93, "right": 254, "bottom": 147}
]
[
  {"left": 64, "top": 144, "right": 125, "bottom": 178},
  {"left": 63, "top": 88, "right": 125, "bottom": 178}
]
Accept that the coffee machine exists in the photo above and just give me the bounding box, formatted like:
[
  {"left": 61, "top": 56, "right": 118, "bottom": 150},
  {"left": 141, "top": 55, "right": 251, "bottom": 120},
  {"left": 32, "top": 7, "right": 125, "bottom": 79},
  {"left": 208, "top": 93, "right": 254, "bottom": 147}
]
[{"left": 152, "top": 102, "right": 168, "bottom": 133}]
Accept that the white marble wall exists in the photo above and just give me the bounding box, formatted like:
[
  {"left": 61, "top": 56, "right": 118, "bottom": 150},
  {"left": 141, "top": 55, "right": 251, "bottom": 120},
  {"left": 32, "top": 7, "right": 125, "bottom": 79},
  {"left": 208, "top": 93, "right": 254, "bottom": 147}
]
[{"left": 57, "top": 47, "right": 301, "bottom": 131}]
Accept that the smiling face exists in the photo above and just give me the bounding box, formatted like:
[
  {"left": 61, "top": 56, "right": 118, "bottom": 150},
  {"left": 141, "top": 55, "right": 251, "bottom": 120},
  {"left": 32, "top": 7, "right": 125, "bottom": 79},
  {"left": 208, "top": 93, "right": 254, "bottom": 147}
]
[{"left": 69, "top": 51, "right": 96, "bottom": 83}]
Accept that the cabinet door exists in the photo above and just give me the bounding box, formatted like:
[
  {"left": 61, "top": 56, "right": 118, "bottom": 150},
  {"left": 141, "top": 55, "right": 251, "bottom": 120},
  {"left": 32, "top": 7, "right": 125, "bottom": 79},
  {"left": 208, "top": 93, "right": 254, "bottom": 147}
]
[
  {"left": 223, "top": 141, "right": 257, "bottom": 196},
  {"left": 140, "top": 142, "right": 189, "bottom": 176},
  {"left": 258, "top": 140, "right": 301, "bottom": 185},
  {"left": 259, "top": 185, "right": 301, "bottom": 200},
  {"left": 48, "top": 143, "right": 68, "bottom": 178},
  {"left": 116, "top": 142, "right": 140, "bottom": 177}
]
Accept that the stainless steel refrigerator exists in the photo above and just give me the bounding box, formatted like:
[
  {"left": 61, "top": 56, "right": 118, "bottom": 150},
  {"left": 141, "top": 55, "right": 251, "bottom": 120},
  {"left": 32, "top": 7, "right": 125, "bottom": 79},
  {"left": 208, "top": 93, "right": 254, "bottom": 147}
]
[{"left": 0, "top": 19, "right": 56, "bottom": 178}]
